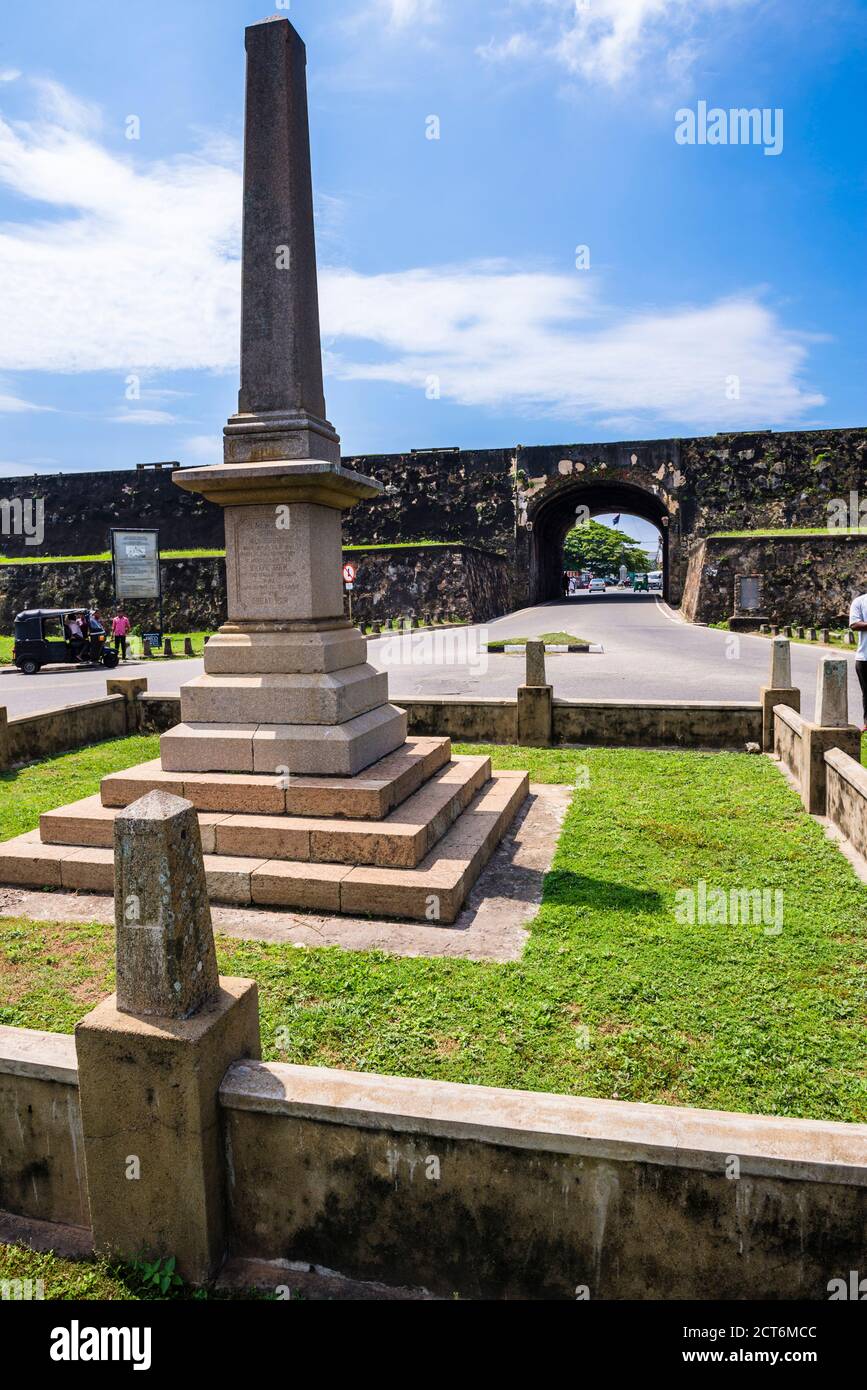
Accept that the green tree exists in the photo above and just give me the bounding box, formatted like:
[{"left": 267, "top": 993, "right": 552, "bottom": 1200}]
[{"left": 563, "top": 520, "right": 650, "bottom": 577}]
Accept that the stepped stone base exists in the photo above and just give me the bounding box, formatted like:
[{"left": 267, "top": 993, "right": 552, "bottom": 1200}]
[
  {"left": 161, "top": 703, "right": 408, "bottom": 777},
  {"left": 0, "top": 735, "right": 530, "bottom": 924}
]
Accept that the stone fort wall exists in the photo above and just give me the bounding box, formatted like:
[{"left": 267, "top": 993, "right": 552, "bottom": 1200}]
[{"left": 1, "top": 427, "right": 865, "bottom": 623}]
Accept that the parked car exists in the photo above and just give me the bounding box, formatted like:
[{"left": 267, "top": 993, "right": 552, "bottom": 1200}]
[
  {"left": 588, "top": 578, "right": 607, "bottom": 594},
  {"left": 12, "top": 608, "right": 120, "bottom": 675}
]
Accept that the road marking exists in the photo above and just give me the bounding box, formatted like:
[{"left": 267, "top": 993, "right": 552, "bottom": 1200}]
[{"left": 654, "top": 600, "right": 683, "bottom": 624}]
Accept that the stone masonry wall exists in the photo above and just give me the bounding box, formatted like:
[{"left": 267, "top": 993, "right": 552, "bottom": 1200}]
[
  {"left": 0, "top": 545, "right": 510, "bottom": 633},
  {"left": 683, "top": 534, "right": 867, "bottom": 626}
]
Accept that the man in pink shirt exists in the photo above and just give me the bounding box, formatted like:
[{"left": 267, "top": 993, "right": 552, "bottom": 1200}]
[{"left": 111, "top": 609, "right": 132, "bottom": 661}]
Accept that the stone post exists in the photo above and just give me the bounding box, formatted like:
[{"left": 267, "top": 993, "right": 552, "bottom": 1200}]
[
  {"left": 518, "top": 640, "right": 553, "bottom": 747},
  {"left": 106, "top": 676, "right": 148, "bottom": 734},
  {"left": 75, "top": 791, "right": 261, "bottom": 1283},
  {"left": 759, "top": 637, "right": 800, "bottom": 752},
  {"left": 0, "top": 706, "right": 8, "bottom": 771},
  {"left": 799, "top": 658, "right": 860, "bottom": 814}
]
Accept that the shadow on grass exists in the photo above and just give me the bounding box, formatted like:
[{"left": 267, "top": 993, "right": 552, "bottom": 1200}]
[{"left": 544, "top": 869, "right": 663, "bottom": 915}]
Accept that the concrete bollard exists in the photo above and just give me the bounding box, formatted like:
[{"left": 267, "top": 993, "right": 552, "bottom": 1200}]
[
  {"left": 0, "top": 706, "right": 8, "bottom": 771},
  {"left": 163, "top": 638, "right": 174, "bottom": 658},
  {"left": 75, "top": 790, "right": 261, "bottom": 1283},
  {"left": 142, "top": 639, "right": 153, "bottom": 659},
  {"left": 844, "top": 630, "right": 855, "bottom": 645},
  {"left": 518, "top": 641, "right": 553, "bottom": 746},
  {"left": 820, "top": 629, "right": 830, "bottom": 645},
  {"left": 770, "top": 637, "right": 792, "bottom": 688},
  {"left": 815, "top": 658, "right": 848, "bottom": 728},
  {"left": 797, "top": 659, "right": 860, "bottom": 814},
  {"left": 760, "top": 638, "right": 800, "bottom": 752},
  {"left": 106, "top": 676, "right": 148, "bottom": 734},
  {"left": 183, "top": 637, "right": 195, "bottom": 657}
]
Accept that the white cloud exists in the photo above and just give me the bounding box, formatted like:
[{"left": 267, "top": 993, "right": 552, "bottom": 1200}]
[
  {"left": 321, "top": 263, "right": 824, "bottom": 428},
  {"left": 379, "top": 0, "right": 441, "bottom": 28},
  {"left": 0, "top": 76, "right": 823, "bottom": 433},
  {"left": 107, "top": 409, "right": 181, "bottom": 426},
  {"left": 0, "top": 388, "right": 52, "bottom": 413},
  {"left": 0, "top": 78, "right": 242, "bottom": 373},
  {"left": 0, "top": 70, "right": 22, "bottom": 84},
  {"left": 182, "top": 434, "right": 224, "bottom": 466},
  {"left": 478, "top": 0, "right": 752, "bottom": 86}
]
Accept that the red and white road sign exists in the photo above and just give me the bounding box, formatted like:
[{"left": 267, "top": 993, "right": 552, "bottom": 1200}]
[{"left": 342, "top": 563, "right": 357, "bottom": 584}]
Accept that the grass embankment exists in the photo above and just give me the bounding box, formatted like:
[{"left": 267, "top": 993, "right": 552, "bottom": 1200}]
[
  {"left": 0, "top": 541, "right": 459, "bottom": 567},
  {"left": 709, "top": 528, "right": 867, "bottom": 539},
  {"left": 1, "top": 736, "right": 865, "bottom": 1122}
]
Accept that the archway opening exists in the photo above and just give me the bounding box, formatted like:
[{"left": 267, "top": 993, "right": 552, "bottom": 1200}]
[{"left": 528, "top": 481, "right": 671, "bottom": 605}]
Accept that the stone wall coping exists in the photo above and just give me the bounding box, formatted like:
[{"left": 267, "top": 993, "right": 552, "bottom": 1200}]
[
  {"left": 8, "top": 694, "right": 124, "bottom": 728},
  {"left": 220, "top": 1060, "right": 867, "bottom": 1186},
  {"left": 824, "top": 744, "right": 867, "bottom": 792},
  {"left": 0, "top": 1025, "right": 78, "bottom": 1085},
  {"left": 553, "top": 698, "right": 761, "bottom": 712},
  {"left": 774, "top": 703, "right": 805, "bottom": 734}
]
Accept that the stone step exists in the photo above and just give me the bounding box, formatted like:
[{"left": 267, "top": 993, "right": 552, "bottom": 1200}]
[
  {"left": 43, "top": 755, "right": 491, "bottom": 870},
  {"left": 0, "top": 772, "right": 530, "bottom": 923},
  {"left": 99, "top": 736, "right": 451, "bottom": 819}
]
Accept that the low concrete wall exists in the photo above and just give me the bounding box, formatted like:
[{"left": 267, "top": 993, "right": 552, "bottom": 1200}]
[
  {"left": 553, "top": 699, "right": 761, "bottom": 750},
  {"left": 0, "top": 1028, "right": 89, "bottom": 1230},
  {"left": 220, "top": 1061, "right": 867, "bottom": 1300},
  {"left": 5, "top": 695, "right": 126, "bottom": 768},
  {"left": 774, "top": 703, "right": 803, "bottom": 781},
  {"left": 5, "top": 690, "right": 765, "bottom": 759},
  {"left": 825, "top": 746, "right": 867, "bottom": 851},
  {"left": 401, "top": 697, "right": 517, "bottom": 744},
  {"left": 2, "top": 1030, "right": 865, "bottom": 1296}
]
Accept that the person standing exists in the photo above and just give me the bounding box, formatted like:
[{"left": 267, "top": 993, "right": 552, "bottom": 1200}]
[
  {"left": 111, "top": 608, "right": 131, "bottom": 662},
  {"left": 848, "top": 591, "right": 867, "bottom": 731}
]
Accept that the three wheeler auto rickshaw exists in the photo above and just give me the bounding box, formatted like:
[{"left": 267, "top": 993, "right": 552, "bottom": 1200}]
[{"left": 11, "top": 608, "right": 120, "bottom": 675}]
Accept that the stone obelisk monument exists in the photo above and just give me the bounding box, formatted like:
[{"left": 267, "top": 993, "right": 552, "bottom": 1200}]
[{"left": 163, "top": 16, "right": 406, "bottom": 776}]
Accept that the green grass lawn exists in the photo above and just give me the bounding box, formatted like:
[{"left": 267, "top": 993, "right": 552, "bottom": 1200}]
[
  {"left": 1, "top": 735, "right": 865, "bottom": 1122},
  {"left": 0, "top": 1244, "right": 272, "bottom": 1301},
  {"left": 486, "top": 631, "right": 588, "bottom": 650}
]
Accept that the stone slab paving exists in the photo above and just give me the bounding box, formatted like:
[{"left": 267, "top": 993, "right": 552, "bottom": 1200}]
[{"left": 0, "top": 784, "right": 570, "bottom": 962}]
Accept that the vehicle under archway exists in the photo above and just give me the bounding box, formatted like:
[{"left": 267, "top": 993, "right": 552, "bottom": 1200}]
[{"left": 526, "top": 479, "right": 673, "bottom": 605}]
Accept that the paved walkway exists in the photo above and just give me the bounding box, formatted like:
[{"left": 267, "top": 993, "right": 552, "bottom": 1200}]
[{"left": 0, "top": 784, "right": 571, "bottom": 962}]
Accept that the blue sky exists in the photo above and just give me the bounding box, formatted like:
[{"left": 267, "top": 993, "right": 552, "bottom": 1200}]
[{"left": 0, "top": 0, "right": 865, "bottom": 503}]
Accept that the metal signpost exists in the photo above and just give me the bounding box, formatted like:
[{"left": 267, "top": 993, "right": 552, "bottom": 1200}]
[{"left": 343, "top": 562, "right": 357, "bottom": 621}]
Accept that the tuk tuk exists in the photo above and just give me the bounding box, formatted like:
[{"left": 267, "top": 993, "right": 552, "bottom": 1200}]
[
  {"left": 633, "top": 574, "right": 649, "bottom": 592},
  {"left": 12, "top": 608, "right": 120, "bottom": 675}
]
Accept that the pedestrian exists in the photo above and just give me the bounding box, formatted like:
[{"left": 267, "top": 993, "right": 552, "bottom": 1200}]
[
  {"left": 66, "top": 612, "right": 87, "bottom": 663},
  {"left": 111, "top": 607, "right": 131, "bottom": 662},
  {"left": 848, "top": 590, "right": 867, "bottom": 731}
]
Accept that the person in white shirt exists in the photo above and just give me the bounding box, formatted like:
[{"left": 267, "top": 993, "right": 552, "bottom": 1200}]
[{"left": 848, "top": 592, "right": 867, "bottom": 731}]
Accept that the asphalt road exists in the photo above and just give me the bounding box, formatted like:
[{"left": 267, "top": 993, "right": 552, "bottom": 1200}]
[{"left": 1, "top": 593, "right": 863, "bottom": 725}]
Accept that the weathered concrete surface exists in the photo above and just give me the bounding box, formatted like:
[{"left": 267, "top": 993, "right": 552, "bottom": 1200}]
[
  {"left": 552, "top": 699, "right": 761, "bottom": 750},
  {"left": 801, "top": 723, "right": 861, "bottom": 814},
  {"left": 5, "top": 696, "right": 126, "bottom": 767},
  {"left": 0, "top": 1027, "right": 89, "bottom": 1228},
  {"left": 769, "top": 636, "right": 792, "bottom": 687},
  {"left": 759, "top": 686, "right": 800, "bottom": 752},
  {"left": 815, "top": 657, "right": 850, "bottom": 728},
  {"left": 517, "top": 686, "right": 553, "bottom": 746},
  {"left": 219, "top": 1061, "right": 867, "bottom": 1300},
  {"left": 75, "top": 980, "right": 261, "bottom": 1283},
  {"left": 0, "top": 786, "right": 571, "bottom": 962},
  {"left": 825, "top": 746, "right": 867, "bottom": 858},
  {"left": 114, "top": 791, "right": 219, "bottom": 1018}
]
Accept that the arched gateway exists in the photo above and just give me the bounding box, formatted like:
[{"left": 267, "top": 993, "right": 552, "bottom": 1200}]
[{"left": 512, "top": 449, "right": 687, "bottom": 609}]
